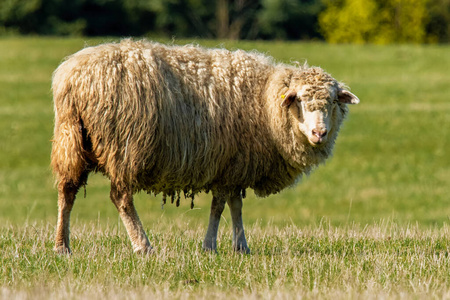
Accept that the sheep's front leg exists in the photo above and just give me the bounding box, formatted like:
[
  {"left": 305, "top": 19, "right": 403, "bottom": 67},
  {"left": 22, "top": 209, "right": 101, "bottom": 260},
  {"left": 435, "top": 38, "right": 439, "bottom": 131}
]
[
  {"left": 110, "top": 183, "right": 152, "bottom": 254},
  {"left": 203, "top": 190, "right": 226, "bottom": 252},
  {"left": 227, "top": 190, "right": 250, "bottom": 254}
]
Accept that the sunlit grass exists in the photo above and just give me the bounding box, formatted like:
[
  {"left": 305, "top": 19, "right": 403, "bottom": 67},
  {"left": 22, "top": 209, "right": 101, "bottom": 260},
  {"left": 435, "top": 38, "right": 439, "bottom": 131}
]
[{"left": 2, "top": 222, "right": 450, "bottom": 299}]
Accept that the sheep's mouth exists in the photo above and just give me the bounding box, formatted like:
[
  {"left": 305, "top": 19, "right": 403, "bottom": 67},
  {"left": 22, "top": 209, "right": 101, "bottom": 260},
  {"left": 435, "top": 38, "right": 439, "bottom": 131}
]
[{"left": 308, "top": 136, "right": 326, "bottom": 147}]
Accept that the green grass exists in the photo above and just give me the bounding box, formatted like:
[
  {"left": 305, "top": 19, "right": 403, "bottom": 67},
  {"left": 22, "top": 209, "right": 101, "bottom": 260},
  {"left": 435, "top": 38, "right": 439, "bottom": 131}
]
[
  {"left": 1, "top": 37, "right": 449, "bottom": 298},
  {"left": 2, "top": 222, "right": 450, "bottom": 299}
]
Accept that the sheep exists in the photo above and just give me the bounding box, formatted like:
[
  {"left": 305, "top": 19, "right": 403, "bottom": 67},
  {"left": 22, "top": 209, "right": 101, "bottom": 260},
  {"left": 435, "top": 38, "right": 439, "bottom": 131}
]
[{"left": 51, "top": 39, "right": 359, "bottom": 254}]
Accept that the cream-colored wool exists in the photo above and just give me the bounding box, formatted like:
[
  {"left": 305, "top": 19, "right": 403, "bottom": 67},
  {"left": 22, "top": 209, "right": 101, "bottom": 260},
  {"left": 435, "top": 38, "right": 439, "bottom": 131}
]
[{"left": 51, "top": 39, "right": 359, "bottom": 253}]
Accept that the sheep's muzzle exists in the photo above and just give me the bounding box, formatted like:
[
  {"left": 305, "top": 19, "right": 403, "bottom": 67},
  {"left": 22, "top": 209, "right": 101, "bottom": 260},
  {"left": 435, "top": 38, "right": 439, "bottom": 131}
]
[{"left": 309, "top": 128, "right": 328, "bottom": 146}]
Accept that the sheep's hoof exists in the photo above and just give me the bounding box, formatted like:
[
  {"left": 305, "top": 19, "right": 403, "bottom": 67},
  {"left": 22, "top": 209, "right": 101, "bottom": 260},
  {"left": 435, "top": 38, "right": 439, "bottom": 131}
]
[
  {"left": 202, "top": 240, "right": 218, "bottom": 253},
  {"left": 134, "top": 246, "right": 153, "bottom": 255},
  {"left": 234, "top": 245, "right": 251, "bottom": 255},
  {"left": 202, "top": 246, "right": 218, "bottom": 254},
  {"left": 54, "top": 245, "right": 71, "bottom": 255}
]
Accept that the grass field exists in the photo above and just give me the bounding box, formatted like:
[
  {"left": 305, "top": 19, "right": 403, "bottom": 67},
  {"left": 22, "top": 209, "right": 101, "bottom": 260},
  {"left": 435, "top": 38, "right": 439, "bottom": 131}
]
[{"left": 0, "top": 37, "right": 449, "bottom": 298}]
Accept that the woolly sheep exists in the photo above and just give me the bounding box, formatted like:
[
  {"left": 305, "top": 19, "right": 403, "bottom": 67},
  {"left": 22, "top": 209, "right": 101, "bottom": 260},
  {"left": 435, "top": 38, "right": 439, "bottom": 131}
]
[{"left": 51, "top": 39, "right": 359, "bottom": 254}]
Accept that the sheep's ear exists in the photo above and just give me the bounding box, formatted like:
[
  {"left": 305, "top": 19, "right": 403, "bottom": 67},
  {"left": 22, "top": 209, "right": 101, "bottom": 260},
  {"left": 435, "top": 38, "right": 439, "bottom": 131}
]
[
  {"left": 338, "top": 89, "right": 360, "bottom": 104},
  {"left": 280, "top": 91, "right": 298, "bottom": 108}
]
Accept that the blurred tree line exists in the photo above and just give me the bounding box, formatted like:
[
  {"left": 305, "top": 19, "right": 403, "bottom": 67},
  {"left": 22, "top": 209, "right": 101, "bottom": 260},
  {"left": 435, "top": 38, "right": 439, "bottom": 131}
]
[
  {"left": 0, "top": 0, "right": 448, "bottom": 43},
  {"left": 319, "top": 0, "right": 450, "bottom": 43}
]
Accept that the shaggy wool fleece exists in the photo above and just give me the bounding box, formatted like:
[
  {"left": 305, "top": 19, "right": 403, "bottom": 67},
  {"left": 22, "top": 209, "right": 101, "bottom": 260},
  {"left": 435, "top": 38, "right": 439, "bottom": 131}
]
[{"left": 51, "top": 40, "right": 352, "bottom": 199}]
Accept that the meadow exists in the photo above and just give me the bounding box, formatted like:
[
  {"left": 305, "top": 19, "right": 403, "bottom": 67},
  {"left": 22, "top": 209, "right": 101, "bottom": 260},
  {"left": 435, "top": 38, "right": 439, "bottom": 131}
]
[{"left": 0, "top": 37, "right": 449, "bottom": 299}]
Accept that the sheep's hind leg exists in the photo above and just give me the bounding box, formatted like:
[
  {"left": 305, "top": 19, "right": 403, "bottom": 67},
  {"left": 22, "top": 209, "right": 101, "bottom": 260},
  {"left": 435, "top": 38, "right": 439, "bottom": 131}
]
[
  {"left": 54, "top": 181, "right": 78, "bottom": 254},
  {"left": 54, "top": 172, "right": 88, "bottom": 255},
  {"left": 227, "top": 189, "right": 250, "bottom": 254},
  {"left": 203, "top": 190, "right": 226, "bottom": 252},
  {"left": 110, "top": 183, "right": 152, "bottom": 254}
]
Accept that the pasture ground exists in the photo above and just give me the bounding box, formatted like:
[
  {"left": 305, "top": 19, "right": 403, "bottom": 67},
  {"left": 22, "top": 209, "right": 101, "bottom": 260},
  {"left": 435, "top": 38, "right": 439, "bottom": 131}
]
[{"left": 0, "top": 37, "right": 449, "bottom": 299}]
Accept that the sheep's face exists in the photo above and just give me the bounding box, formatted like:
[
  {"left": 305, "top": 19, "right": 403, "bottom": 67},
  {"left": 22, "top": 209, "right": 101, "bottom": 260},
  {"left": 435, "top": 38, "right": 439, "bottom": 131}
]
[{"left": 281, "top": 83, "right": 359, "bottom": 147}]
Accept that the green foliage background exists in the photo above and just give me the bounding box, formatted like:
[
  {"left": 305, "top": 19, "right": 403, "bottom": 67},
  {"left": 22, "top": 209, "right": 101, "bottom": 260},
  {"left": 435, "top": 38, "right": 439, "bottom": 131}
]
[
  {"left": 319, "top": 0, "right": 434, "bottom": 43},
  {"left": 0, "top": 0, "right": 449, "bottom": 42}
]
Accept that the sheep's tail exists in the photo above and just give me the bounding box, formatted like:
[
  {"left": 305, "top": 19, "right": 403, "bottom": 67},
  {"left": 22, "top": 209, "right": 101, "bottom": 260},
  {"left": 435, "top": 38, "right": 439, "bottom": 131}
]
[
  {"left": 51, "top": 120, "right": 87, "bottom": 186},
  {"left": 50, "top": 87, "right": 87, "bottom": 186}
]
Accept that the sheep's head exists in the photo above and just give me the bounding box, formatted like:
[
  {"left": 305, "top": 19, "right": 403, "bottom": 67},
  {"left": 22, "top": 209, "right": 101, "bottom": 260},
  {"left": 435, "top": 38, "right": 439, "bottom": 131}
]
[{"left": 281, "top": 68, "right": 359, "bottom": 147}]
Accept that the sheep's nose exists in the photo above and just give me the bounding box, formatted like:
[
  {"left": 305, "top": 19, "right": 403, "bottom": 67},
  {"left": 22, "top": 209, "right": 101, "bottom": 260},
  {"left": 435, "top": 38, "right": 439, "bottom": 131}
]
[{"left": 312, "top": 128, "right": 327, "bottom": 138}]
